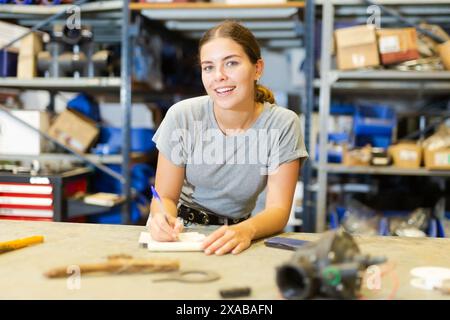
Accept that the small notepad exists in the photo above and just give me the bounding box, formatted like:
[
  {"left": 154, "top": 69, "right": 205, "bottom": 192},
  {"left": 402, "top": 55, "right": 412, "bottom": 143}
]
[{"left": 138, "top": 231, "right": 206, "bottom": 252}]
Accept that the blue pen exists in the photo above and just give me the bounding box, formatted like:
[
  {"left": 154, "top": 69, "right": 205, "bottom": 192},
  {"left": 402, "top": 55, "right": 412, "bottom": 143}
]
[
  {"left": 151, "top": 186, "right": 183, "bottom": 234},
  {"left": 151, "top": 186, "right": 170, "bottom": 221}
]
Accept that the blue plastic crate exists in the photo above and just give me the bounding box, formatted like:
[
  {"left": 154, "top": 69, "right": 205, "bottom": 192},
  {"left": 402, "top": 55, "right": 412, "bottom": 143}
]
[
  {"left": 0, "top": 50, "right": 17, "bottom": 77},
  {"left": 315, "top": 132, "right": 349, "bottom": 163},
  {"left": 92, "top": 164, "right": 155, "bottom": 195},
  {"left": 93, "top": 126, "right": 156, "bottom": 155},
  {"left": 87, "top": 202, "right": 141, "bottom": 224},
  {"left": 353, "top": 104, "right": 396, "bottom": 148},
  {"left": 353, "top": 104, "right": 396, "bottom": 136}
]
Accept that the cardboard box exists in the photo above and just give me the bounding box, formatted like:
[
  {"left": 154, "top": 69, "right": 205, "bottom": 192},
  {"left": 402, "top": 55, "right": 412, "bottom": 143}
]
[
  {"left": 343, "top": 145, "right": 371, "bottom": 166},
  {"left": 211, "top": 0, "right": 285, "bottom": 3},
  {"left": 48, "top": 109, "right": 99, "bottom": 153},
  {"left": 389, "top": 142, "right": 422, "bottom": 169},
  {"left": 0, "top": 110, "right": 51, "bottom": 155},
  {"left": 0, "top": 21, "right": 30, "bottom": 53},
  {"left": 17, "top": 32, "right": 43, "bottom": 79},
  {"left": 424, "top": 148, "right": 450, "bottom": 170},
  {"left": 377, "top": 28, "right": 420, "bottom": 65},
  {"left": 335, "top": 25, "right": 380, "bottom": 70}
]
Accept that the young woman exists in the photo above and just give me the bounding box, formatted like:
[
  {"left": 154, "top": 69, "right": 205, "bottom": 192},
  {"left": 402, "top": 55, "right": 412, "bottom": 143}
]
[{"left": 147, "top": 21, "right": 308, "bottom": 255}]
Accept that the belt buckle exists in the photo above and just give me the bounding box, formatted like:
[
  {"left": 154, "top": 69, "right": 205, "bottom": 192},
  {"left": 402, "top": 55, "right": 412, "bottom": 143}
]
[{"left": 199, "top": 210, "right": 210, "bottom": 225}]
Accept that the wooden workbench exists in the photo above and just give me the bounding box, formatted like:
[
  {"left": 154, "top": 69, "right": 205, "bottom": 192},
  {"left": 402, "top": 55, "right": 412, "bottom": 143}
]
[{"left": 1, "top": 220, "right": 449, "bottom": 300}]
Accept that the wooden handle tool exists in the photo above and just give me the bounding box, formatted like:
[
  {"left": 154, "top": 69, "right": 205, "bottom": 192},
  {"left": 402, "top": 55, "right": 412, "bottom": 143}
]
[{"left": 44, "top": 256, "right": 180, "bottom": 278}]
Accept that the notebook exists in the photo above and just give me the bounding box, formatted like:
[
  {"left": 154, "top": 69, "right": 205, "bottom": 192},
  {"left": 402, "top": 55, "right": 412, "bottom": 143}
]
[{"left": 138, "top": 231, "right": 206, "bottom": 252}]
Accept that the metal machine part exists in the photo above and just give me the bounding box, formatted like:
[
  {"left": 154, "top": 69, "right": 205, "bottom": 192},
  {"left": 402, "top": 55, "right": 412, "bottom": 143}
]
[
  {"left": 37, "top": 24, "right": 111, "bottom": 78},
  {"left": 276, "top": 229, "right": 386, "bottom": 300}
]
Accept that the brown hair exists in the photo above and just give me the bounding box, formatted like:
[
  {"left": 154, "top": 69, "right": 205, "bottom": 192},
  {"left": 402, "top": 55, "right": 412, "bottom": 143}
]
[{"left": 199, "top": 20, "right": 275, "bottom": 104}]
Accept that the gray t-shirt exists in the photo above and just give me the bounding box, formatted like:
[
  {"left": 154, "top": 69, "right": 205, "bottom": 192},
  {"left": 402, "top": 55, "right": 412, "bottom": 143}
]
[{"left": 152, "top": 95, "right": 308, "bottom": 219}]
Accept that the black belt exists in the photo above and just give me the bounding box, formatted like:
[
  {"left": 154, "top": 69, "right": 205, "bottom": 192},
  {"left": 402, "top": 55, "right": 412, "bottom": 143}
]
[{"left": 178, "top": 204, "right": 249, "bottom": 226}]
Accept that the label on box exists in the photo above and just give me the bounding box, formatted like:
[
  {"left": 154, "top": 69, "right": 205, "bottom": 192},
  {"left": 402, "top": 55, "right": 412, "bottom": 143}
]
[
  {"left": 379, "top": 36, "right": 400, "bottom": 54},
  {"left": 399, "top": 150, "right": 418, "bottom": 161},
  {"left": 434, "top": 152, "right": 450, "bottom": 166},
  {"left": 351, "top": 54, "right": 366, "bottom": 67}
]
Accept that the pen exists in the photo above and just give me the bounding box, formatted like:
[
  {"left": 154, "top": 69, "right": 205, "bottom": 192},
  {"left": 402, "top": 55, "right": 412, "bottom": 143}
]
[
  {"left": 0, "top": 235, "right": 44, "bottom": 254},
  {"left": 150, "top": 185, "right": 170, "bottom": 223},
  {"left": 150, "top": 186, "right": 183, "bottom": 239}
]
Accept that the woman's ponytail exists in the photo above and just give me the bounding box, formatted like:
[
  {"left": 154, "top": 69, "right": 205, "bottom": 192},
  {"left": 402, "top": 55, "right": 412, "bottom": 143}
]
[{"left": 255, "top": 84, "right": 275, "bottom": 104}]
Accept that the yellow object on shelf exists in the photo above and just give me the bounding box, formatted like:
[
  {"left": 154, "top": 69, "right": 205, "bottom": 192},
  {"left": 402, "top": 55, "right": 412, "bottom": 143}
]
[{"left": 0, "top": 235, "right": 44, "bottom": 254}]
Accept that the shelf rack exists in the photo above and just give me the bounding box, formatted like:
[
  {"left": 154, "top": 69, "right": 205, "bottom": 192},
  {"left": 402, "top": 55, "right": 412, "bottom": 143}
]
[
  {"left": 0, "top": 0, "right": 133, "bottom": 223},
  {"left": 315, "top": 0, "right": 450, "bottom": 232},
  {"left": 1, "top": 0, "right": 315, "bottom": 225}
]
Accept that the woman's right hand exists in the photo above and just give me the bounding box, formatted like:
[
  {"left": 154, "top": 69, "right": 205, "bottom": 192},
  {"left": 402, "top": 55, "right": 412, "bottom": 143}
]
[{"left": 148, "top": 212, "right": 184, "bottom": 242}]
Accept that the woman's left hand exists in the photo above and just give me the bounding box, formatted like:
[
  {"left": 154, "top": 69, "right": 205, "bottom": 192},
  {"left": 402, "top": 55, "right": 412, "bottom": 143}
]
[{"left": 201, "top": 223, "right": 255, "bottom": 255}]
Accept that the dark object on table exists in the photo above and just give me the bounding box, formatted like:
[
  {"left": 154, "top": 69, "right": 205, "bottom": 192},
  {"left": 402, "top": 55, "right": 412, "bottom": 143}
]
[
  {"left": 220, "top": 287, "right": 251, "bottom": 299},
  {"left": 264, "top": 237, "right": 310, "bottom": 251},
  {"left": 276, "top": 229, "right": 386, "bottom": 299}
]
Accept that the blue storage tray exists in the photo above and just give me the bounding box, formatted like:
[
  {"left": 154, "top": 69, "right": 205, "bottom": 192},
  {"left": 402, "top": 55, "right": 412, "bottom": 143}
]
[
  {"left": 353, "top": 104, "right": 396, "bottom": 136},
  {"left": 94, "top": 126, "right": 156, "bottom": 154}
]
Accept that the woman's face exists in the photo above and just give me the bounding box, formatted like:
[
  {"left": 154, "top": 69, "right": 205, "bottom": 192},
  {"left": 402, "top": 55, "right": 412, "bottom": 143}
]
[{"left": 200, "top": 37, "right": 263, "bottom": 111}]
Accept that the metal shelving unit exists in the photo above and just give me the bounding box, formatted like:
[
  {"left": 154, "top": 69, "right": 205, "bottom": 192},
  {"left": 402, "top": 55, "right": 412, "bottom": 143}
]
[
  {"left": 0, "top": 152, "right": 151, "bottom": 165},
  {"left": 313, "top": 163, "right": 450, "bottom": 177},
  {"left": 314, "top": 0, "right": 450, "bottom": 232},
  {"left": 0, "top": 0, "right": 134, "bottom": 223},
  {"left": 0, "top": 77, "right": 121, "bottom": 91},
  {"left": 131, "top": 1, "right": 306, "bottom": 51},
  {"left": 0, "top": 1, "right": 122, "bottom": 15}
]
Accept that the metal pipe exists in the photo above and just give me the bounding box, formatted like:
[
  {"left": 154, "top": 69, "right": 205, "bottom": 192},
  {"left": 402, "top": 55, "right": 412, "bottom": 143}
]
[
  {"left": 317, "top": 1, "right": 335, "bottom": 232},
  {"left": 120, "top": 0, "right": 132, "bottom": 224},
  {"left": 302, "top": 0, "right": 315, "bottom": 232}
]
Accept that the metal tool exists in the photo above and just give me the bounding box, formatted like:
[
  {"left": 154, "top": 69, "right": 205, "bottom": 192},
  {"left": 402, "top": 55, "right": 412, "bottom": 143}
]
[
  {"left": 276, "top": 229, "right": 386, "bottom": 300},
  {"left": 153, "top": 270, "right": 220, "bottom": 283}
]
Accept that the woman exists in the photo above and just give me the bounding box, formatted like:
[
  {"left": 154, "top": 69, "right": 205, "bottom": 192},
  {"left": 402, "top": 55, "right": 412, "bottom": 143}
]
[{"left": 147, "top": 21, "right": 308, "bottom": 255}]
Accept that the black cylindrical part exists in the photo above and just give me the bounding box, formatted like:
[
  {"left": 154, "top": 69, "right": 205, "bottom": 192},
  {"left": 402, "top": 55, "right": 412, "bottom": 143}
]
[{"left": 276, "top": 263, "right": 314, "bottom": 300}]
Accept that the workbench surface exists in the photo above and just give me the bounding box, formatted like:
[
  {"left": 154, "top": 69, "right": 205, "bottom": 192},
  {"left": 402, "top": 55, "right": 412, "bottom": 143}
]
[{"left": 1, "top": 220, "right": 449, "bottom": 300}]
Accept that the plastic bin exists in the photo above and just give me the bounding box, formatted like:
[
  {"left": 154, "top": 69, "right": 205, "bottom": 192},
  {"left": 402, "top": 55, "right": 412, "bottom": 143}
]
[
  {"left": 353, "top": 104, "right": 396, "bottom": 136},
  {"left": 353, "top": 104, "right": 396, "bottom": 148},
  {"left": 89, "top": 164, "right": 155, "bottom": 224},
  {"left": 92, "top": 164, "right": 155, "bottom": 195},
  {"left": 315, "top": 132, "right": 349, "bottom": 163},
  {"left": 92, "top": 126, "right": 156, "bottom": 154},
  {"left": 0, "top": 50, "right": 18, "bottom": 77},
  {"left": 93, "top": 126, "right": 156, "bottom": 155},
  {"left": 87, "top": 202, "right": 141, "bottom": 224}
]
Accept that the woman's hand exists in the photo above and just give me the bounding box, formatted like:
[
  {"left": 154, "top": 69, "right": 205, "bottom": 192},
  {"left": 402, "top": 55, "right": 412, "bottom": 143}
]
[
  {"left": 148, "top": 213, "right": 184, "bottom": 242},
  {"left": 201, "top": 223, "right": 255, "bottom": 255}
]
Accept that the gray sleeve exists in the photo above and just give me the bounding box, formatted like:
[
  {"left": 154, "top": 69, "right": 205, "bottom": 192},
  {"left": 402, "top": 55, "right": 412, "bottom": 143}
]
[
  {"left": 268, "top": 113, "right": 309, "bottom": 171},
  {"left": 152, "top": 106, "right": 189, "bottom": 167}
]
